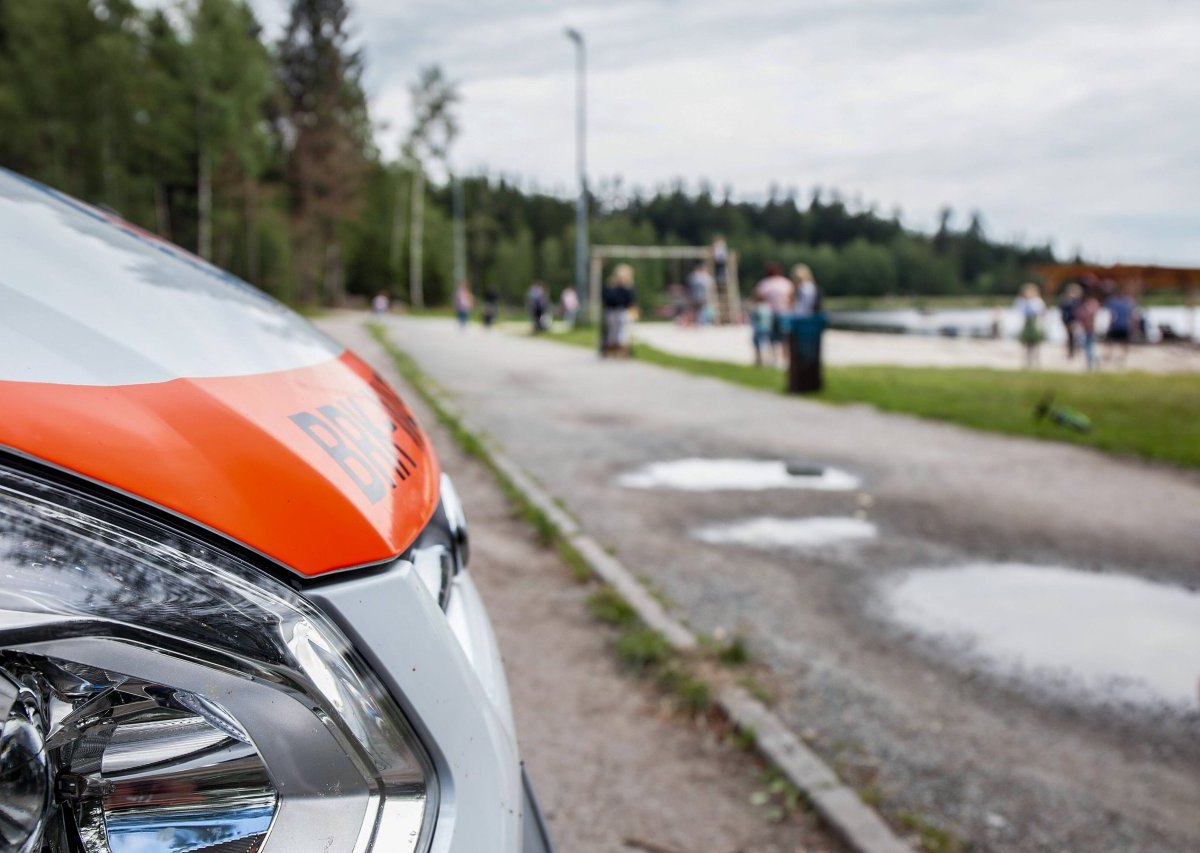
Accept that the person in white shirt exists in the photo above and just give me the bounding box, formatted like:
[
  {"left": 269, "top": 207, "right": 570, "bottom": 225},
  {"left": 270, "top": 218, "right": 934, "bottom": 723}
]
[
  {"left": 754, "top": 262, "right": 795, "bottom": 366},
  {"left": 560, "top": 286, "right": 579, "bottom": 330},
  {"left": 792, "top": 264, "right": 820, "bottom": 317},
  {"left": 1013, "top": 282, "right": 1046, "bottom": 368}
]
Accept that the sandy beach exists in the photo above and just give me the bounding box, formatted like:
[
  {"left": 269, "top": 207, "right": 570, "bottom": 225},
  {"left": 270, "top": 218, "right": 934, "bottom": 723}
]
[{"left": 633, "top": 323, "right": 1200, "bottom": 373}]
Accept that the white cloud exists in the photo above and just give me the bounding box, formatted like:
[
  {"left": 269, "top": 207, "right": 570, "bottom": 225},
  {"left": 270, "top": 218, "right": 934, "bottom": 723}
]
[{"left": 249, "top": 0, "right": 1200, "bottom": 264}]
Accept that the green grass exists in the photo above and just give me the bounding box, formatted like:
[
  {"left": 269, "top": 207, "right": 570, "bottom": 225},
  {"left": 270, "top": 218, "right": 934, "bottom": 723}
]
[
  {"left": 895, "top": 810, "right": 969, "bottom": 853},
  {"left": 656, "top": 663, "right": 711, "bottom": 712},
  {"left": 542, "top": 328, "right": 1200, "bottom": 467},
  {"left": 818, "top": 365, "right": 1200, "bottom": 467},
  {"left": 586, "top": 587, "right": 639, "bottom": 627},
  {"left": 738, "top": 675, "right": 778, "bottom": 707},
  {"left": 613, "top": 627, "right": 672, "bottom": 674},
  {"left": 729, "top": 725, "right": 758, "bottom": 751},
  {"left": 546, "top": 326, "right": 600, "bottom": 349},
  {"left": 716, "top": 635, "right": 751, "bottom": 667},
  {"left": 750, "top": 767, "right": 810, "bottom": 824}
]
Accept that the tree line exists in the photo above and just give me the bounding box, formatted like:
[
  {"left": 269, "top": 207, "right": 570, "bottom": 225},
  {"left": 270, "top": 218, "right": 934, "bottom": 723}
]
[{"left": 0, "top": 0, "right": 1057, "bottom": 310}]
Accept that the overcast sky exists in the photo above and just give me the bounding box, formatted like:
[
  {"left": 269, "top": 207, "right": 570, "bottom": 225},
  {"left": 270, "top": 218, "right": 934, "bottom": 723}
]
[{"left": 249, "top": 0, "right": 1199, "bottom": 264}]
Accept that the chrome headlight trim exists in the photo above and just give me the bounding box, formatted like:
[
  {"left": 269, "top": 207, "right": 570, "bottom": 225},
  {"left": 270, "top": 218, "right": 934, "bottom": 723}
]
[{"left": 0, "top": 664, "right": 51, "bottom": 853}]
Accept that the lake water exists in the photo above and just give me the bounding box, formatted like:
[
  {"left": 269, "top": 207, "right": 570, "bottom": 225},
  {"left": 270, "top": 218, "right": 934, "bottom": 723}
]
[{"left": 830, "top": 305, "right": 1199, "bottom": 343}]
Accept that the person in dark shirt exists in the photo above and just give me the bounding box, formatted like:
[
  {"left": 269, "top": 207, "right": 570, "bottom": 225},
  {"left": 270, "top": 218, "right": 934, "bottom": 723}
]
[
  {"left": 1059, "top": 282, "right": 1083, "bottom": 359},
  {"left": 481, "top": 288, "right": 499, "bottom": 328},
  {"left": 527, "top": 281, "right": 549, "bottom": 333},
  {"left": 601, "top": 263, "right": 637, "bottom": 357},
  {"left": 1105, "top": 285, "right": 1137, "bottom": 366}
]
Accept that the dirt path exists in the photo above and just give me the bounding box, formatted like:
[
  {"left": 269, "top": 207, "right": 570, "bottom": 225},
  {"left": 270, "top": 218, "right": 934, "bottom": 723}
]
[
  {"left": 350, "top": 313, "right": 1200, "bottom": 852},
  {"left": 324, "top": 317, "right": 834, "bottom": 853}
]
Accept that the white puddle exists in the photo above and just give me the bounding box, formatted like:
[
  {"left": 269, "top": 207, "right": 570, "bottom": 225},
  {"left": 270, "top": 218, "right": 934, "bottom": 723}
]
[
  {"left": 885, "top": 563, "right": 1200, "bottom": 709},
  {"left": 694, "top": 516, "right": 877, "bottom": 549},
  {"left": 617, "top": 458, "right": 861, "bottom": 492}
]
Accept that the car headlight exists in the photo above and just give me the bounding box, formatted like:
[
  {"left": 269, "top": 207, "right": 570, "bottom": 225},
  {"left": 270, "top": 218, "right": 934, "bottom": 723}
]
[{"left": 0, "top": 461, "right": 436, "bottom": 853}]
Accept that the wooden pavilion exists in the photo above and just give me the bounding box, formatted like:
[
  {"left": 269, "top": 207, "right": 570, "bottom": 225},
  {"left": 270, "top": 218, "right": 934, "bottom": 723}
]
[{"left": 1036, "top": 263, "right": 1200, "bottom": 300}]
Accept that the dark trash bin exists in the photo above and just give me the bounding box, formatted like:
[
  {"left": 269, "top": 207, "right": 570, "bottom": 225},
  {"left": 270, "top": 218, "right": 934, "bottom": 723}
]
[{"left": 787, "top": 313, "right": 826, "bottom": 393}]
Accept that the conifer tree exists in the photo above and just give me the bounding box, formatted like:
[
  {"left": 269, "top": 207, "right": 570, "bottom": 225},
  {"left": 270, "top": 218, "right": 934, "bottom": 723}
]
[{"left": 276, "top": 0, "right": 371, "bottom": 304}]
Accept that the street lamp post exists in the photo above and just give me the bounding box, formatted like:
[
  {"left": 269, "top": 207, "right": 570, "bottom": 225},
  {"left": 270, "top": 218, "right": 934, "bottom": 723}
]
[
  {"left": 565, "top": 27, "right": 589, "bottom": 321},
  {"left": 451, "top": 173, "right": 466, "bottom": 285}
]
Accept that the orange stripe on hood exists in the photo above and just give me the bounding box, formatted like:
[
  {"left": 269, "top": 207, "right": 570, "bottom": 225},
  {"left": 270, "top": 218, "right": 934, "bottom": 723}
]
[{"left": 0, "top": 351, "right": 439, "bottom": 576}]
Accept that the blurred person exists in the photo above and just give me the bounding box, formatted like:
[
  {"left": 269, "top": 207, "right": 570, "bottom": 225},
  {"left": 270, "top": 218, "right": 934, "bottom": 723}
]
[
  {"left": 989, "top": 306, "right": 1003, "bottom": 339},
  {"left": 667, "top": 281, "right": 689, "bottom": 323},
  {"left": 749, "top": 294, "right": 774, "bottom": 366},
  {"left": 527, "top": 281, "right": 549, "bottom": 334},
  {"left": 1076, "top": 290, "right": 1101, "bottom": 371},
  {"left": 1014, "top": 282, "right": 1046, "bottom": 368},
  {"left": 687, "top": 260, "right": 713, "bottom": 326},
  {"left": 1105, "top": 285, "right": 1137, "bottom": 365},
  {"left": 560, "top": 285, "right": 579, "bottom": 329},
  {"left": 792, "top": 263, "right": 820, "bottom": 317},
  {"left": 482, "top": 287, "right": 499, "bottom": 329},
  {"left": 755, "top": 262, "right": 795, "bottom": 366},
  {"left": 453, "top": 280, "right": 474, "bottom": 329},
  {"left": 1059, "top": 282, "right": 1083, "bottom": 359},
  {"left": 712, "top": 234, "right": 728, "bottom": 285},
  {"left": 601, "top": 263, "right": 637, "bottom": 357},
  {"left": 371, "top": 290, "right": 390, "bottom": 315}
]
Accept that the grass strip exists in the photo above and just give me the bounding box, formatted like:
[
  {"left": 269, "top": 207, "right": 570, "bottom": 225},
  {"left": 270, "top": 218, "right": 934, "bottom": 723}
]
[{"left": 544, "top": 328, "right": 1200, "bottom": 467}]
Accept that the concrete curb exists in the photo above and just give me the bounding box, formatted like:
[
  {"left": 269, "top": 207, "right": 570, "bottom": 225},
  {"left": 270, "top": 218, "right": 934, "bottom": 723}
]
[{"left": 388, "top": 333, "right": 910, "bottom": 853}]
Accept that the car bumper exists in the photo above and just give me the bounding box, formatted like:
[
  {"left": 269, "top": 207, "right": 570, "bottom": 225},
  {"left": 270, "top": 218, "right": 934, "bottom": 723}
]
[
  {"left": 310, "top": 560, "right": 540, "bottom": 851},
  {"left": 522, "top": 766, "right": 555, "bottom": 853}
]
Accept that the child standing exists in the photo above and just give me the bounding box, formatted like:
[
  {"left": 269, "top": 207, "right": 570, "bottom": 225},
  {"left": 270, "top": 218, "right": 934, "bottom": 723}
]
[
  {"left": 1014, "top": 282, "right": 1046, "bottom": 368},
  {"left": 750, "top": 296, "right": 774, "bottom": 366}
]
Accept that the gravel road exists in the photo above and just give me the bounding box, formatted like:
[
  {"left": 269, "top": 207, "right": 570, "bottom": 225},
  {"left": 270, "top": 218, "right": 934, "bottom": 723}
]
[
  {"left": 354, "top": 314, "right": 1200, "bottom": 852},
  {"left": 323, "top": 316, "right": 834, "bottom": 853}
]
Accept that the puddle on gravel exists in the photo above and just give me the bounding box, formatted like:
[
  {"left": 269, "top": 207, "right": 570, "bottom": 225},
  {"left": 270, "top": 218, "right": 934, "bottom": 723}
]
[
  {"left": 617, "top": 458, "right": 861, "bottom": 492},
  {"left": 694, "top": 516, "right": 877, "bottom": 549},
  {"left": 885, "top": 563, "right": 1200, "bottom": 709}
]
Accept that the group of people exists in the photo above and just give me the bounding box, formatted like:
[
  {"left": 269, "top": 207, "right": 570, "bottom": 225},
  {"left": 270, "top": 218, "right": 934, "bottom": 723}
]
[
  {"left": 447, "top": 280, "right": 580, "bottom": 334},
  {"left": 748, "top": 262, "right": 822, "bottom": 367},
  {"left": 452, "top": 281, "right": 500, "bottom": 330},
  {"left": 525, "top": 281, "right": 580, "bottom": 334},
  {"left": 1014, "top": 279, "right": 1140, "bottom": 370}
]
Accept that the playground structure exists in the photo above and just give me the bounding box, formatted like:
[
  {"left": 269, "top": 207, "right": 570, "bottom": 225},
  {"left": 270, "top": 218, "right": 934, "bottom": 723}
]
[{"left": 588, "top": 244, "right": 741, "bottom": 324}]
